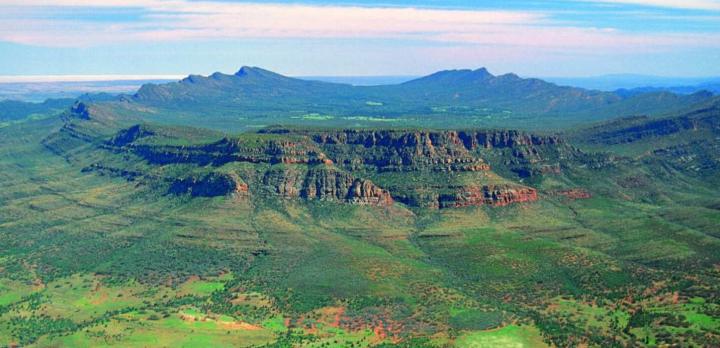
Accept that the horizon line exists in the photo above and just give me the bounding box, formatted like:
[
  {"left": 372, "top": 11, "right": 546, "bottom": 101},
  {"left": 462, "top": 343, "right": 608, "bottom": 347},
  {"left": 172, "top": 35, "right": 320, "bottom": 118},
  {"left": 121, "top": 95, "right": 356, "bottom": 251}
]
[
  {"left": 1, "top": 71, "right": 719, "bottom": 84},
  {"left": 0, "top": 75, "right": 187, "bottom": 83}
]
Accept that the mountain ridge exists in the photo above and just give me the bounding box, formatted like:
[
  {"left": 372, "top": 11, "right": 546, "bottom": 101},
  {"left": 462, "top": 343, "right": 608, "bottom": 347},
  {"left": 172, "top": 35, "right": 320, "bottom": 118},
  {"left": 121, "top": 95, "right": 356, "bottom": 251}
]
[{"left": 114, "top": 66, "right": 717, "bottom": 132}]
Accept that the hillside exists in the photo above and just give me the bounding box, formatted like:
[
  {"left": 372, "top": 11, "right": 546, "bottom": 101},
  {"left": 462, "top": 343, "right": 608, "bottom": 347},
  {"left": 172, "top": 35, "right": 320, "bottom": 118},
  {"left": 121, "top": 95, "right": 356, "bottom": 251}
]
[
  {"left": 96, "top": 67, "right": 712, "bottom": 131},
  {"left": 0, "top": 89, "right": 719, "bottom": 346}
]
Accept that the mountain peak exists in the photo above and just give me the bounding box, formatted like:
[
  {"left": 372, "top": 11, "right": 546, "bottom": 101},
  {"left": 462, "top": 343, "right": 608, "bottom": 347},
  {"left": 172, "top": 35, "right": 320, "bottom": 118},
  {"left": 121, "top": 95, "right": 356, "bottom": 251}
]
[
  {"left": 473, "top": 67, "right": 492, "bottom": 78},
  {"left": 235, "top": 66, "right": 261, "bottom": 76},
  {"left": 233, "top": 66, "right": 299, "bottom": 83},
  {"left": 439, "top": 68, "right": 494, "bottom": 79},
  {"left": 402, "top": 67, "right": 495, "bottom": 86},
  {"left": 234, "top": 66, "right": 282, "bottom": 77}
]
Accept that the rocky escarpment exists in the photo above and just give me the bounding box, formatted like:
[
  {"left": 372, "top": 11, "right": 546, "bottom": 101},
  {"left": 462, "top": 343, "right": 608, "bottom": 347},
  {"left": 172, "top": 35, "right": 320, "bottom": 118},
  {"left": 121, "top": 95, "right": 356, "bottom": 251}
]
[
  {"left": 309, "top": 130, "right": 488, "bottom": 172},
  {"left": 268, "top": 128, "right": 563, "bottom": 150},
  {"left": 109, "top": 124, "right": 156, "bottom": 146},
  {"left": 439, "top": 185, "right": 538, "bottom": 209},
  {"left": 263, "top": 166, "right": 392, "bottom": 206},
  {"left": 169, "top": 172, "right": 248, "bottom": 198},
  {"left": 51, "top": 121, "right": 556, "bottom": 208},
  {"left": 574, "top": 104, "right": 720, "bottom": 146},
  {"left": 69, "top": 101, "right": 91, "bottom": 120},
  {"left": 393, "top": 185, "right": 539, "bottom": 209},
  {"left": 81, "top": 163, "right": 249, "bottom": 198},
  {"left": 111, "top": 135, "right": 329, "bottom": 167},
  {"left": 261, "top": 128, "right": 567, "bottom": 175},
  {"left": 111, "top": 127, "right": 570, "bottom": 178},
  {"left": 101, "top": 126, "right": 552, "bottom": 208}
]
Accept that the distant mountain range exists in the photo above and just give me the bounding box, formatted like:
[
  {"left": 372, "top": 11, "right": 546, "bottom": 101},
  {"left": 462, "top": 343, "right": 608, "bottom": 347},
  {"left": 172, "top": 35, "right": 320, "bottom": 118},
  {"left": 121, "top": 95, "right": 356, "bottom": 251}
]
[
  {"left": 3, "top": 70, "right": 717, "bottom": 103},
  {"left": 2, "top": 66, "right": 717, "bottom": 132},
  {"left": 545, "top": 74, "right": 720, "bottom": 94},
  {"left": 116, "top": 66, "right": 715, "bottom": 131},
  {"left": 615, "top": 83, "right": 720, "bottom": 97}
]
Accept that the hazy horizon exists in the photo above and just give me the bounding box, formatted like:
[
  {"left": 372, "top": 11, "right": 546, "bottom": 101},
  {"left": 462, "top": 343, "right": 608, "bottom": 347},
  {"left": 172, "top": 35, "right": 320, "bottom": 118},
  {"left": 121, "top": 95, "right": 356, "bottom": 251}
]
[
  {"left": 1, "top": 69, "right": 719, "bottom": 84},
  {"left": 2, "top": 67, "right": 719, "bottom": 102}
]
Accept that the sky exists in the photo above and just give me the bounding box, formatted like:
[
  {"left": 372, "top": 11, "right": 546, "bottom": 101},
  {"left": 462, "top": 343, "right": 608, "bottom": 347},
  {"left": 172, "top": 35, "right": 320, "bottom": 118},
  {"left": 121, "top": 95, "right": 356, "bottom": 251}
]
[{"left": 0, "top": 0, "right": 719, "bottom": 78}]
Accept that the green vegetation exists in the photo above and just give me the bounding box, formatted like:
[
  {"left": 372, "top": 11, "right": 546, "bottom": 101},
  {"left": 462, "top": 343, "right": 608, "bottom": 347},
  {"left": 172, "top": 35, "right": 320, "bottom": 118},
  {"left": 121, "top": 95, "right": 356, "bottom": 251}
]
[
  {"left": 455, "top": 325, "right": 548, "bottom": 348},
  {"left": 1, "top": 70, "right": 719, "bottom": 347}
]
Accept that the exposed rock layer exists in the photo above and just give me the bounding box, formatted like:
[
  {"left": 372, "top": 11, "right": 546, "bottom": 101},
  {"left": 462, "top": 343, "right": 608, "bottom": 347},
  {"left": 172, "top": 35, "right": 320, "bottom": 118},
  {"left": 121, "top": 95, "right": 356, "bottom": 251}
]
[
  {"left": 439, "top": 185, "right": 539, "bottom": 208},
  {"left": 263, "top": 166, "right": 393, "bottom": 206},
  {"left": 59, "top": 123, "right": 553, "bottom": 208}
]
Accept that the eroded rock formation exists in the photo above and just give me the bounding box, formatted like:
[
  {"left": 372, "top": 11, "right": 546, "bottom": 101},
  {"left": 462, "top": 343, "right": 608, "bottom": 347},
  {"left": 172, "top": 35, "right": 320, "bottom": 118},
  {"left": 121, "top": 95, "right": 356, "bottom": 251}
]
[
  {"left": 439, "top": 185, "right": 538, "bottom": 208},
  {"left": 263, "top": 166, "right": 392, "bottom": 206}
]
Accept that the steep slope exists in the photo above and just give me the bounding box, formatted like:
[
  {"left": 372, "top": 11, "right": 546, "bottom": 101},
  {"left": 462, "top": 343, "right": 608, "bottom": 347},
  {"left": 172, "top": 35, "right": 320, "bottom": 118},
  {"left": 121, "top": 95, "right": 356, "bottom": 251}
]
[{"left": 45, "top": 106, "right": 550, "bottom": 209}]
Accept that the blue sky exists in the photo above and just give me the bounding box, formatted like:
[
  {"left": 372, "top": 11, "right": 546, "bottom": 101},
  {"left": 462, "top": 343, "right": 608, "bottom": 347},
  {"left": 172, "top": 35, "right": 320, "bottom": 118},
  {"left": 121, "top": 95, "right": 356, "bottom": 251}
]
[{"left": 0, "top": 0, "right": 719, "bottom": 78}]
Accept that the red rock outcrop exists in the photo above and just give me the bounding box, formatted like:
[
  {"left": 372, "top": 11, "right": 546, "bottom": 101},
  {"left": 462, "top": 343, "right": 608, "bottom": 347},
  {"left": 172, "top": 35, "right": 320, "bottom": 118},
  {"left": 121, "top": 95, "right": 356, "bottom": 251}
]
[{"left": 439, "top": 185, "right": 538, "bottom": 208}]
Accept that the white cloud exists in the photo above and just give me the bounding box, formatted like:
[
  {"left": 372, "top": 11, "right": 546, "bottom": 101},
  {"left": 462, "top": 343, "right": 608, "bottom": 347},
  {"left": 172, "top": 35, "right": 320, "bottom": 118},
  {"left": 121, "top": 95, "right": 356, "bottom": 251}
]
[
  {"left": 0, "top": 2, "right": 549, "bottom": 46},
  {"left": 580, "top": 0, "right": 720, "bottom": 10},
  {"left": 0, "top": 0, "right": 718, "bottom": 54},
  {"left": 0, "top": 0, "right": 166, "bottom": 7}
]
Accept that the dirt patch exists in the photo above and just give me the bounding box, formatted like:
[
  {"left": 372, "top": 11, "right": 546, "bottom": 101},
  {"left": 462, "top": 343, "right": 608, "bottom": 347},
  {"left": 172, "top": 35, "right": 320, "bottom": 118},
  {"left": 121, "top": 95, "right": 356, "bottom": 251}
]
[
  {"left": 219, "top": 320, "right": 263, "bottom": 331},
  {"left": 179, "top": 313, "right": 199, "bottom": 322},
  {"left": 180, "top": 311, "right": 262, "bottom": 331},
  {"left": 551, "top": 189, "right": 592, "bottom": 200},
  {"left": 90, "top": 290, "right": 110, "bottom": 305}
]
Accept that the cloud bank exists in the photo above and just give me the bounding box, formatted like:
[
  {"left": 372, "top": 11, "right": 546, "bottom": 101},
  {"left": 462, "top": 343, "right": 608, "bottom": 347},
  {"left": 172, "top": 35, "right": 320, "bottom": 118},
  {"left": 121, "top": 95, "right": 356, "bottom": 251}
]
[
  {"left": 0, "top": 0, "right": 717, "bottom": 52},
  {"left": 1, "top": 1, "right": 718, "bottom": 76},
  {"left": 582, "top": 0, "right": 720, "bottom": 10}
]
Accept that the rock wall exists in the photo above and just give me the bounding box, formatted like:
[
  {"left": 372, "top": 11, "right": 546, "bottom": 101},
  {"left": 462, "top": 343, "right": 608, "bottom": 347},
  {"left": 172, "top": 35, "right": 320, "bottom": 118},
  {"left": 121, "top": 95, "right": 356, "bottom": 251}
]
[
  {"left": 263, "top": 166, "right": 393, "bottom": 206},
  {"left": 169, "top": 173, "right": 248, "bottom": 197},
  {"left": 63, "top": 124, "right": 555, "bottom": 208},
  {"left": 439, "top": 185, "right": 538, "bottom": 208}
]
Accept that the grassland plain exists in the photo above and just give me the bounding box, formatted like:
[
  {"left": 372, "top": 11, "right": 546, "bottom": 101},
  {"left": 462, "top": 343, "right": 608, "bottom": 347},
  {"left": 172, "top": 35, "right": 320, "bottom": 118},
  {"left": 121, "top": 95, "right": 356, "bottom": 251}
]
[{"left": 1, "top": 94, "right": 720, "bottom": 347}]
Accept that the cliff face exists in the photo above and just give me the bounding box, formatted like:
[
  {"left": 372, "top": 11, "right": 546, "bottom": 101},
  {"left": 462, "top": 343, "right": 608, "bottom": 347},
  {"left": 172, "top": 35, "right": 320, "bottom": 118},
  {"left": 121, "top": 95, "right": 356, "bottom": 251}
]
[
  {"left": 573, "top": 104, "right": 720, "bottom": 146},
  {"left": 276, "top": 129, "right": 571, "bottom": 178},
  {"left": 169, "top": 173, "right": 248, "bottom": 198},
  {"left": 109, "top": 124, "right": 155, "bottom": 147},
  {"left": 69, "top": 102, "right": 91, "bottom": 120},
  {"left": 113, "top": 128, "right": 569, "bottom": 177},
  {"left": 56, "top": 124, "right": 559, "bottom": 209},
  {"left": 263, "top": 166, "right": 393, "bottom": 206},
  {"left": 439, "top": 185, "right": 538, "bottom": 208},
  {"left": 121, "top": 137, "right": 327, "bottom": 167},
  {"left": 391, "top": 185, "right": 539, "bottom": 209},
  {"left": 280, "top": 129, "right": 562, "bottom": 150}
]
